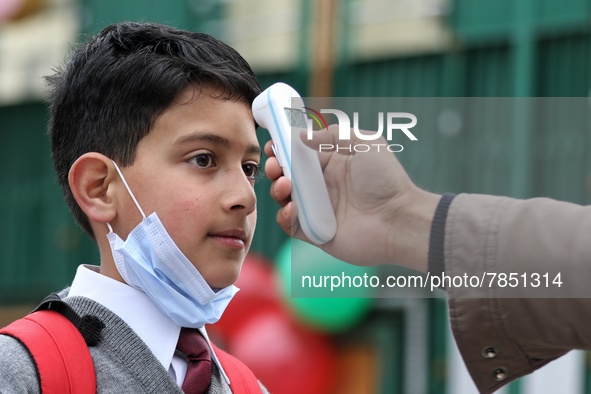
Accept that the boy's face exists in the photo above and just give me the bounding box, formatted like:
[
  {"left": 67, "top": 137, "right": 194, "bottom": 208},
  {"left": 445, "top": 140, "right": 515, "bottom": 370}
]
[{"left": 113, "top": 85, "right": 260, "bottom": 288}]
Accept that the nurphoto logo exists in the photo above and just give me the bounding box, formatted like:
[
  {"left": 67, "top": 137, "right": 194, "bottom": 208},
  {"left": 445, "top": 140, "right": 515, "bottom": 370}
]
[{"left": 304, "top": 108, "right": 418, "bottom": 153}]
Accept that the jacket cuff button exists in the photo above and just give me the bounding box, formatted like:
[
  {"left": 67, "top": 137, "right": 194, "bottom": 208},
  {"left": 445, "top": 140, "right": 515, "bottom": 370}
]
[
  {"left": 492, "top": 368, "right": 507, "bottom": 381},
  {"left": 482, "top": 347, "right": 498, "bottom": 358}
]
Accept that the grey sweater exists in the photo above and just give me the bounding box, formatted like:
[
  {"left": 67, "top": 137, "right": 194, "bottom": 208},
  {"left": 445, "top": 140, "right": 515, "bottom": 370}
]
[{"left": 0, "top": 295, "right": 258, "bottom": 393}]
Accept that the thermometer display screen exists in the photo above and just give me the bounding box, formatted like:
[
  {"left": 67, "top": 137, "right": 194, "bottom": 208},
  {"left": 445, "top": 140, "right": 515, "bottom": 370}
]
[{"left": 284, "top": 108, "right": 308, "bottom": 129}]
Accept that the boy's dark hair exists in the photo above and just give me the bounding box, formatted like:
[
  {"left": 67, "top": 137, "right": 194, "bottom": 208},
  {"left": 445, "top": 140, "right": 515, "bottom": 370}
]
[{"left": 46, "top": 22, "right": 262, "bottom": 238}]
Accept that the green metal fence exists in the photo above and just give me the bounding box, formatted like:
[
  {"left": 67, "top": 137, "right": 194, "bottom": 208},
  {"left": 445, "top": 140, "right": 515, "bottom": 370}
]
[{"left": 0, "top": 103, "right": 98, "bottom": 302}]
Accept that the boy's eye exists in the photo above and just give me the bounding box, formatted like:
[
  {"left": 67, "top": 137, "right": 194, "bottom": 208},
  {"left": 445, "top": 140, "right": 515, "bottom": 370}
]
[
  {"left": 190, "top": 153, "right": 216, "bottom": 168},
  {"left": 243, "top": 162, "right": 260, "bottom": 180}
]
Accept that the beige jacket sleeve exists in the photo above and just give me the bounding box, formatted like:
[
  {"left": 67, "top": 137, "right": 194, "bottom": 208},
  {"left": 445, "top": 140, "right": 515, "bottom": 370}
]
[{"left": 445, "top": 193, "right": 591, "bottom": 393}]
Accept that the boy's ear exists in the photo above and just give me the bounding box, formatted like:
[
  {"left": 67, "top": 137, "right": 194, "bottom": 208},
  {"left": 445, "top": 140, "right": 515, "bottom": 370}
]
[{"left": 68, "top": 152, "right": 117, "bottom": 224}]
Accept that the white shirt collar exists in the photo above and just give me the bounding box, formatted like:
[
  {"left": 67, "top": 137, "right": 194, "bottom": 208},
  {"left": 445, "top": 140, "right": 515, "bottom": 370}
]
[{"left": 68, "top": 265, "right": 230, "bottom": 385}]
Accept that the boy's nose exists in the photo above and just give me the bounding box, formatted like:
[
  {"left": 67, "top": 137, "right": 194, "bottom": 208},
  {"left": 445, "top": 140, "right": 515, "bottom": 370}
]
[{"left": 221, "top": 170, "right": 257, "bottom": 215}]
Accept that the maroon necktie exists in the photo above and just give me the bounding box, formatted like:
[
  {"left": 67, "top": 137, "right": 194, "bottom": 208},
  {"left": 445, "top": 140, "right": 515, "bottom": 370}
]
[{"left": 176, "top": 328, "right": 212, "bottom": 393}]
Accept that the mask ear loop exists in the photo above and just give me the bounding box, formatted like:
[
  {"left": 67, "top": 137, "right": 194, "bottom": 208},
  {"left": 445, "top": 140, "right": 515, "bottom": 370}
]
[{"left": 107, "top": 160, "right": 147, "bottom": 233}]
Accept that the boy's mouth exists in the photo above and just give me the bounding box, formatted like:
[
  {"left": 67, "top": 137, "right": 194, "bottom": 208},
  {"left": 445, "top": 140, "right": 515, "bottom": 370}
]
[{"left": 208, "top": 229, "right": 247, "bottom": 249}]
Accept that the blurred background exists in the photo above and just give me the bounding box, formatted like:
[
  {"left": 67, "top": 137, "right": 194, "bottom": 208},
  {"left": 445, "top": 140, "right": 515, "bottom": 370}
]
[{"left": 1, "top": 0, "right": 591, "bottom": 393}]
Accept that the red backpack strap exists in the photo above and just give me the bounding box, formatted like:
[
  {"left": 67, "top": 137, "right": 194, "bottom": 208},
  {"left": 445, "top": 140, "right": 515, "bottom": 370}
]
[
  {"left": 0, "top": 298, "right": 99, "bottom": 394},
  {"left": 211, "top": 342, "right": 262, "bottom": 394}
]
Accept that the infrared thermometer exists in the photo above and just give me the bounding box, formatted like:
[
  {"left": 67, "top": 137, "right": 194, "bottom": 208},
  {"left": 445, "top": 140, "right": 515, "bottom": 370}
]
[{"left": 252, "top": 82, "right": 337, "bottom": 244}]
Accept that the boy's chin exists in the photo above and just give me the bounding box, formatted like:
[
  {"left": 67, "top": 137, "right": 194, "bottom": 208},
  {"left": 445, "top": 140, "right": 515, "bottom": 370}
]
[{"left": 205, "top": 271, "right": 241, "bottom": 290}]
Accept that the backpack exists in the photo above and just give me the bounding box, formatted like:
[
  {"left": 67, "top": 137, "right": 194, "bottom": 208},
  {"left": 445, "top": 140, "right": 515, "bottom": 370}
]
[{"left": 0, "top": 293, "right": 261, "bottom": 394}]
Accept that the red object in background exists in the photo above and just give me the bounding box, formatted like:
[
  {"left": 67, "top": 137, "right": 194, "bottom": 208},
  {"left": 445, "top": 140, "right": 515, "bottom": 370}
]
[
  {"left": 209, "top": 253, "right": 280, "bottom": 340},
  {"left": 209, "top": 253, "right": 337, "bottom": 393},
  {"left": 228, "top": 308, "right": 337, "bottom": 394}
]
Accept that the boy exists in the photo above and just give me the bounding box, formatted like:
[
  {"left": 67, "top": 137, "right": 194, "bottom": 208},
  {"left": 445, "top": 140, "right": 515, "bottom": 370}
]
[{"left": 0, "top": 21, "right": 268, "bottom": 393}]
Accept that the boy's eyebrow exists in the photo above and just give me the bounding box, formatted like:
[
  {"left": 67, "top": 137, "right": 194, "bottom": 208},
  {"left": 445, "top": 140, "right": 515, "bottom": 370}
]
[{"left": 174, "top": 132, "right": 261, "bottom": 156}]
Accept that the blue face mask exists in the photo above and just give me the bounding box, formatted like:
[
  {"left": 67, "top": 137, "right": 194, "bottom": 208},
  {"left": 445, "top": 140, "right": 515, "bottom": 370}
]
[{"left": 106, "top": 161, "right": 239, "bottom": 328}]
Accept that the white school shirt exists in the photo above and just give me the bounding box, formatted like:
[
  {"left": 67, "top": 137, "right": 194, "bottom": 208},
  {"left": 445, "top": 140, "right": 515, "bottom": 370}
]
[{"left": 68, "top": 264, "right": 230, "bottom": 387}]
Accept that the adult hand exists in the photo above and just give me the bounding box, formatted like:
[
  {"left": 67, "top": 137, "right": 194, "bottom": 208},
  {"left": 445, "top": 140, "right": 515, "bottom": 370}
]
[{"left": 264, "top": 125, "right": 439, "bottom": 272}]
